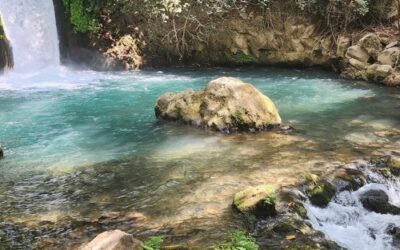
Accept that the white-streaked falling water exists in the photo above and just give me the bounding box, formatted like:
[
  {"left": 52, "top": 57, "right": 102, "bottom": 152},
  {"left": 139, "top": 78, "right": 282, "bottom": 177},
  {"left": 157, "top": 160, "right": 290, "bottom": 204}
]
[
  {"left": 0, "top": 0, "right": 60, "bottom": 71},
  {"left": 305, "top": 178, "right": 400, "bottom": 250}
]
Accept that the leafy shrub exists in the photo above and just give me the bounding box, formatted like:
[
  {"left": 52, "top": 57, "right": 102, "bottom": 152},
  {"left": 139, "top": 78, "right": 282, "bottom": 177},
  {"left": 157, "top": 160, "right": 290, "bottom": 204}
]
[
  {"left": 62, "top": 0, "right": 104, "bottom": 33},
  {"left": 143, "top": 236, "right": 164, "bottom": 250},
  {"left": 214, "top": 231, "right": 259, "bottom": 250}
]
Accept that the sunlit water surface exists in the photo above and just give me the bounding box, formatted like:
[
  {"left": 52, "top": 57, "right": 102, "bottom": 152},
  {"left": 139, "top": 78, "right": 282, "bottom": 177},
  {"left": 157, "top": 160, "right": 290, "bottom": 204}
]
[{"left": 0, "top": 67, "right": 399, "bottom": 248}]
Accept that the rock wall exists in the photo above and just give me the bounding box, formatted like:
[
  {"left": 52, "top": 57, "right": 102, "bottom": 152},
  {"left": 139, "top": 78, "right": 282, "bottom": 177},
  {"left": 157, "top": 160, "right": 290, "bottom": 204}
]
[
  {"left": 340, "top": 33, "right": 400, "bottom": 86},
  {"left": 191, "top": 17, "right": 333, "bottom": 67},
  {"left": 0, "top": 15, "right": 13, "bottom": 72}
]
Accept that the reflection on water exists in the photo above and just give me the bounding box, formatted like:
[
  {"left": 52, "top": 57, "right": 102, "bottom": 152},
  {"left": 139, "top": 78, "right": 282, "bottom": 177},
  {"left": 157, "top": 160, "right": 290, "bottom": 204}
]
[{"left": 0, "top": 67, "right": 399, "bottom": 248}]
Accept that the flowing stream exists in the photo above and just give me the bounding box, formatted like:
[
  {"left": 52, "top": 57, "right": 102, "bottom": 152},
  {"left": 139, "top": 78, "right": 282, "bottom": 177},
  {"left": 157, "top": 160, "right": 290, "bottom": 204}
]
[
  {"left": 306, "top": 173, "right": 400, "bottom": 250},
  {"left": 0, "top": 1, "right": 400, "bottom": 249}
]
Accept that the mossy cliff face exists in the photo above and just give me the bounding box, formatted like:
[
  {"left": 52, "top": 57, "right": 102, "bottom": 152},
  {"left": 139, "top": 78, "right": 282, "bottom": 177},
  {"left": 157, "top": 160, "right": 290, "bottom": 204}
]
[{"left": 0, "top": 15, "right": 13, "bottom": 72}]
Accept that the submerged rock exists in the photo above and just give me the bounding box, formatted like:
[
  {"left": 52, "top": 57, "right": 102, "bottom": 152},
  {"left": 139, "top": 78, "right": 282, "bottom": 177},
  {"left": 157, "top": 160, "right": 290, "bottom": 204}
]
[
  {"left": 359, "top": 189, "right": 400, "bottom": 215},
  {"left": 233, "top": 185, "right": 277, "bottom": 218},
  {"left": 155, "top": 77, "right": 282, "bottom": 132},
  {"left": 81, "top": 230, "right": 143, "bottom": 250}
]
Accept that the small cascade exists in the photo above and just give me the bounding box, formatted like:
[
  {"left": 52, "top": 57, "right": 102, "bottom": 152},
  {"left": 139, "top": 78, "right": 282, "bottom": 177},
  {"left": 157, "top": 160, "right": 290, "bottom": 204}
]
[
  {"left": 0, "top": 0, "right": 60, "bottom": 72},
  {"left": 305, "top": 172, "right": 400, "bottom": 250}
]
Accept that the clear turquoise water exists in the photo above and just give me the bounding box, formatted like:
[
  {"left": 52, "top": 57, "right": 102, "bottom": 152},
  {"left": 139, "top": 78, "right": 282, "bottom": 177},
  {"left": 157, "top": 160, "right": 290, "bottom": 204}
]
[{"left": 0, "top": 67, "right": 399, "bottom": 248}]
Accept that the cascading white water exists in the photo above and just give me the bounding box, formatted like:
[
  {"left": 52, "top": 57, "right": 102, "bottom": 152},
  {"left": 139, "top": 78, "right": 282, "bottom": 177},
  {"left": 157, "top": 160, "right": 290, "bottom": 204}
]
[
  {"left": 0, "top": 0, "right": 60, "bottom": 72},
  {"left": 305, "top": 175, "right": 400, "bottom": 250}
]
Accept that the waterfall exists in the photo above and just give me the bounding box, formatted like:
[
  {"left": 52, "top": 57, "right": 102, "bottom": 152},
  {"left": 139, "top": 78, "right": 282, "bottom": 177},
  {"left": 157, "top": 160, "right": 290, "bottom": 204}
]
[{"left": 0, "top": 0, "right": 60, "bottom": 72}]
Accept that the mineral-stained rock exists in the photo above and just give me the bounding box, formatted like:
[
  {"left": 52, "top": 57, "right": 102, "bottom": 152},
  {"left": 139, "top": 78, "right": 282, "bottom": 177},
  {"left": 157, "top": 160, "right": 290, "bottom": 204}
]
[
  {"left": 81, "top": 230, "right": 143, "bottom": 250},
  {"left": 155, "top": 77, "right": 282, "bottom": 132}
]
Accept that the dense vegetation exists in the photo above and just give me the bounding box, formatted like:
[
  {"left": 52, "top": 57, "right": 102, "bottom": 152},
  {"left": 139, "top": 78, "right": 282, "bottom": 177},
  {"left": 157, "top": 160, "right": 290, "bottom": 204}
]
[{"left": 61, "top": 0, "right": 397, "bottom": 63}]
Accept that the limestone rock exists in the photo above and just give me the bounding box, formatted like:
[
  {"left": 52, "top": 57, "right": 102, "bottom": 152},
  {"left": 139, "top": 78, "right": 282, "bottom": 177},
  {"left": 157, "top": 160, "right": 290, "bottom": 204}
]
[
  {"left": 383, "top": 71, "right": 400, "bottom": 86},
  {"left": 377, "top": 47, "right": 400, "bottom": 66},
  {"left": 155, "top": 77, "right": 282, "bottom": 132},
  {"left": 348, "top": 58, "right": 367, "bottom": 70},
  {"left": 336, "top": 36, "right": 351, "bottom": 58},
  {"left": 345, "top": 45, "right": 369, "bottom": 63},
  {"left": 81, "top": 230, "right": 143, "bottom": 250},
  {"left": 365, "top": 64, "right": 392, "bottom": 82},
  {"left": 233, "top": 185, "right": 277, "bottom": 217},
  {"left": 359, "top": 33, "right": 383, "bottom": 59}
]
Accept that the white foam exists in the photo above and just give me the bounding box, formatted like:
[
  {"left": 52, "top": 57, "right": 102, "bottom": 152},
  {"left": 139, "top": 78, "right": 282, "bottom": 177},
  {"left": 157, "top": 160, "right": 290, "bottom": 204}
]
[{"left": 305, "top": 180, "right": 400, "bottom": 250}]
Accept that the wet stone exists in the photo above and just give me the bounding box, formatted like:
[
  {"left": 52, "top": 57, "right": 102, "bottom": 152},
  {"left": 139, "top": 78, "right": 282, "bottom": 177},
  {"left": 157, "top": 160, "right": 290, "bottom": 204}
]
[
  {"left": 360, "top": 189, "right": 400, "bottom": 215},
  {"left": 386, "top": 224, "right": 400, "bottom": 248},
  {"left": 306, "top": 178, "right": 336, "bottom": 208}
]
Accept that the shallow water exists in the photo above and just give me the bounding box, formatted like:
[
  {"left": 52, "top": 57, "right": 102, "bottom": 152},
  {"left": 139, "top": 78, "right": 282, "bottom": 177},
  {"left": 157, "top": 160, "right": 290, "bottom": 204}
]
[{"left": 0, "top": 67, "right": 399, "bottom": 248}]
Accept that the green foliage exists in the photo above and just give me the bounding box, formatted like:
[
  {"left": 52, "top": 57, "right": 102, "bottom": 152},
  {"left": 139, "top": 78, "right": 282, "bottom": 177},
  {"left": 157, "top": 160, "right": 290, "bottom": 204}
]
[
  {"left": 263, "top": 190, "right": 278, "bottom": 205},
  {"left": 214, "top": 231, "right": 259, "bottom": 250},
  {"left": 143, "top": 236, "right": 164, "bottom": 250},
  {"left": 233, "top": 111, "right": 242, "bottom": 125},
  {"left": 63, "top": 0, "right": 105, "bottom": 33}
]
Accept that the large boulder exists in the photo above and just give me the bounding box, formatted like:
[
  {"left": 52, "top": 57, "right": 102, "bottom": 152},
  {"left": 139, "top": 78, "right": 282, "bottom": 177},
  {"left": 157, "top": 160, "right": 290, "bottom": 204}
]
[
  {"left": 155, "top": 77, "right": 282, "bottom": 132},
  {"left": 81, "top": 230, "right": 143, "bottom": 250}
]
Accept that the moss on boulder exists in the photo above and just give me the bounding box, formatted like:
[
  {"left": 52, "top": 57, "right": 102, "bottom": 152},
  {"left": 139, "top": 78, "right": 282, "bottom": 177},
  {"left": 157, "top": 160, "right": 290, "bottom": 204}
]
[
  {"left": 233, "top": 185, "right": 278, "bottom": 218},
  {"left": 305, "top": 174, "right": 336, "bottom": 208}
]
